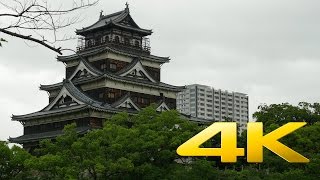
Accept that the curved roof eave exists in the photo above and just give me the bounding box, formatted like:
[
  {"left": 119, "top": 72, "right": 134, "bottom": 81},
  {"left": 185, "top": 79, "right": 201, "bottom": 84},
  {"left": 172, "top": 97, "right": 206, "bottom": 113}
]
[
  {"left": 75, "top": 9, "right": 152, "bottom": 36},
  {"left": 57, "top": 46, "right": 170, "bottom": 63},
  {"left": 41, "top": 73, "right": 183, "bottom": 93}
]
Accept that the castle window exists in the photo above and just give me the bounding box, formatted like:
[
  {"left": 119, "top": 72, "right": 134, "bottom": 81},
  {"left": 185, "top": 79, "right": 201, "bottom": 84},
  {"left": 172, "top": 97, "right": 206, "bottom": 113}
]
[
  {"left": 140, "top": 97, "right": 149, "bottom": 104},
  {"left": 87, "top": 40, "right": 92, "bottom": 47},
  {"left": 107, "top": 92, "right": 115, "bottom": 98},
  {"left": 134, "top": 40, "right": 140, "bottom": 47},
  {"left": 100, "top": 63, "right": 107, "bottom": 70},
  {"left": 102, "top": 35, "right": 109, "bottom": 43},
  {"left": 110, "top": 63, "right": 117, "bottom": 70},
  {"left": 115, "top": 36, "right": 120, "bottom": 43},
  {"left": 124, "top": 37, "right": 130, "bottom": 45},
  {"left": 101, "top": 36, "right": 105, "bottom": 43},
  {"left": 133, "top": 96, "right": 137, "bottom": 102},
  {"left": 137, "top": 97, "right": 150, "bottom": 105}
]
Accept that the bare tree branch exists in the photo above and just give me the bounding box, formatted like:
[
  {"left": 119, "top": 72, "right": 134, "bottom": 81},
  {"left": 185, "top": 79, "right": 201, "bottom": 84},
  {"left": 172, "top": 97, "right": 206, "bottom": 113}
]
[
  {"left": 0, "top": 0, "right": 98, "bottom": 54},
  {"left": 0, "top": 28, "right": 62, "bottom": 54}
]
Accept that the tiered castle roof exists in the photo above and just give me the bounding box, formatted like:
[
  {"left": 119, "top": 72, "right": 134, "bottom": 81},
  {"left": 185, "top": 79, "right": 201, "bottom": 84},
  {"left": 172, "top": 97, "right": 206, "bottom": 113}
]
[
  {"left": 10, "top": 4, "right": 184, "bottom": 147},
  {"left": 76, "top": 5, "right": 152, "bottom": 36}
]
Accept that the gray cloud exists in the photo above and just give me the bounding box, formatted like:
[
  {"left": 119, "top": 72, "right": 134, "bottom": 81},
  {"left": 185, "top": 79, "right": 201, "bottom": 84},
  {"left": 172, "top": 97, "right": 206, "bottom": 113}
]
[{"left": 1, "top": 0, "right": 320, "bottom": 140}]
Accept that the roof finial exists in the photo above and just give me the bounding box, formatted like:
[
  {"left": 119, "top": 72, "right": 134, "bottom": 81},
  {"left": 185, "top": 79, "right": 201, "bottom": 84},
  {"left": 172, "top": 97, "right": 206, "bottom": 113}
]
[
  {"left": 99, "top": 10, "right": 103, "bottom": 19},
  {"left": 125, "top": 2, "right": 129, "bottom": 11}
]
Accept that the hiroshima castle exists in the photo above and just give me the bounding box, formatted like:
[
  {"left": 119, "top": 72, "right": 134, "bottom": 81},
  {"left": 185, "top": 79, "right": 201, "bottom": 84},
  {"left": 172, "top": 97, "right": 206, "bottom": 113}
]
[{"left": 10, "top": 4, "right": 183, "bottom": 151}]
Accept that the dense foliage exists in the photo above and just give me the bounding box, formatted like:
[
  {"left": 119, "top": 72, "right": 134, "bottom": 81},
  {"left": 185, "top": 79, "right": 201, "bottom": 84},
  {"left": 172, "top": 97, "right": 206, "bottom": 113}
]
[{"left": 1, "top": 103, "right": 320, "bottom": 179}]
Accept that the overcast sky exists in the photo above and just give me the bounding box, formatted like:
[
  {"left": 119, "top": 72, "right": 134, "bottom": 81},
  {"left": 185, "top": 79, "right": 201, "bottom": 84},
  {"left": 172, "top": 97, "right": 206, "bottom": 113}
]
[{"left": 1, "top": 0, "right": 320, "bottom": 141}]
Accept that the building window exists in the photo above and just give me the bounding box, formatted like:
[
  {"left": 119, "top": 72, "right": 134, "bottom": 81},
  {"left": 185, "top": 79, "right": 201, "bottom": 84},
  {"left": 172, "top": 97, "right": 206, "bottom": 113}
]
[
  {"left": 87, "top": 39, "right": 93, "bottom": 47},
  {"left": 137, "top": 97, "right": 150, "bottom": 105},
  {"left": 107, "top": 92, "right": 115, "bottom": 98},
  {"left": 100, "top": 63, "right": 107, "bottom": 70},
  {"left": 110, "top": 63, "right": 117, "bottom": 70},
  {"left": 124, "top": 37, "right": 130, "bottom": 45},
  {"left": 134, "top": 40, "right": 140, "bottom": 47},
  {"left": 115, "top": 36, "right": 120, "bottom": 43}
]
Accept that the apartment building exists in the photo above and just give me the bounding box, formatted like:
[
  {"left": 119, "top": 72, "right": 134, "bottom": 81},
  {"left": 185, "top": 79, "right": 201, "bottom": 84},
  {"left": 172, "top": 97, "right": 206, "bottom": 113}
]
[{"left": 177, "top": 84, "right": 249, "bottom": 133}]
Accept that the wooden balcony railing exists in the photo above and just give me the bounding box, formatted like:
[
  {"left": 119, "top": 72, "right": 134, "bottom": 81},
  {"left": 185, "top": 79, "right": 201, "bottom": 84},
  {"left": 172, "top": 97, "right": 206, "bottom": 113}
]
[{"left": 76, "top": 37, "right": 151, "bottom": 54}]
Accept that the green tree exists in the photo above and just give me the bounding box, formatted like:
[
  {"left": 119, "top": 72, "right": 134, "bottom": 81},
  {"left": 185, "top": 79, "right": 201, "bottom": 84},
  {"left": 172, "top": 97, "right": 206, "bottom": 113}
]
[
  {"left": 253, "top": 102, "right": 320, "bottom": 127},
  {"left": 0, "top": 142, "right": 31, "bottom": 179},
  {"left": 253, "top": 102, "right": 320, "bottom": 179},
  {"left": 30, "top": 106, "right": 203, "bottom": 179},
  {"left": 2, "top": 103, "right": 319, "bottom": 179}
]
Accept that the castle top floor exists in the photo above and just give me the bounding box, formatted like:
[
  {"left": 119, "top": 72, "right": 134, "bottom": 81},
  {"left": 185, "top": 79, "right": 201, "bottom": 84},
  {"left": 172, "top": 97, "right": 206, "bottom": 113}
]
[{"left": 76, "top": 3, "right": 152, "bottom": 54}]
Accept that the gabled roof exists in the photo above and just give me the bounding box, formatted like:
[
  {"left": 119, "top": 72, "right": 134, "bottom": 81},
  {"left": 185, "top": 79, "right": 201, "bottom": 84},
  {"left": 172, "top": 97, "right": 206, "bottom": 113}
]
[
  {"left": 76, "top": 7, "right": 152, "bottom": 36},
  {"left": 96, "top": 73, "right": 184, "bottom": 92},
  {"left": 12, "top": 104, "right": 88, "bottom": 121},
  {"left": 13, "top": 80, "right": 117, "bottom": 121},
  {"left": 111, "top": 93, "right": 140, "bottom": 111},
  {"left": 57, "top": 46, "right": 170, "bottom": 64},
  {"left": 116, "top": 58, "right": 157, "bottom": 83},
  {"left": 41, "top": 73, "right": 184, "bottom": 93},
  {"left": 43, "top": 57, "right": 181, "bottom": 92},
  {"left": 46, "top": 56, "right": 182, "bottom": 92},
  {"left": 156, "top": 100, "right": 170, "bottom": 112},
  {"left": 44, "top": 80, "right": 109, "bottom": 111},
  {"left": 9, "top": 126, "right": 91, "bottom": 143},
  {"left": 68, "top": 59, "right": 103, "bottom": 81}
]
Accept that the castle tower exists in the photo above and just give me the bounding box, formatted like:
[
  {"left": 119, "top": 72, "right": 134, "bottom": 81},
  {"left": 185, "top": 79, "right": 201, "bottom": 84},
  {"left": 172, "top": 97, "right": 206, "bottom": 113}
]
[{"left": 10, "top": 4, "right": 183, "bottom": 151}]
